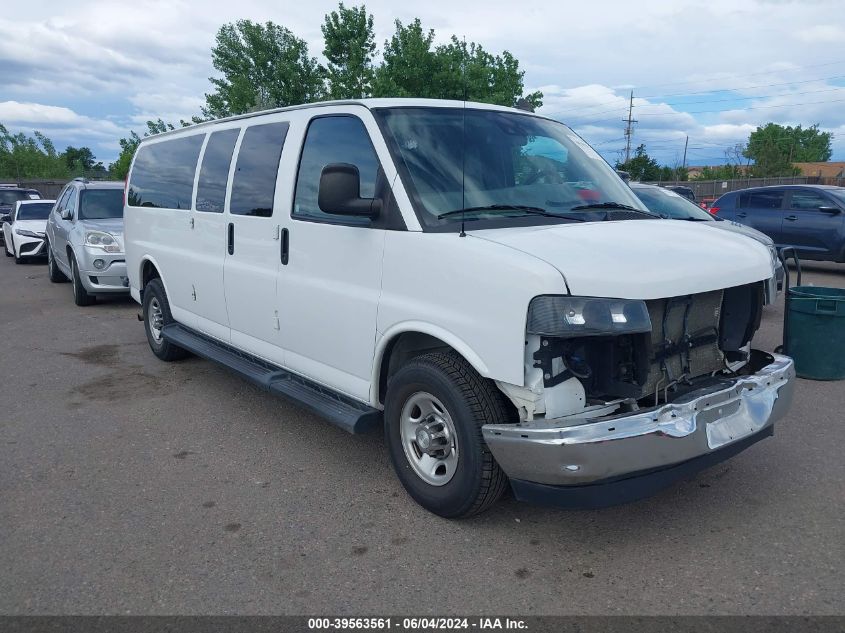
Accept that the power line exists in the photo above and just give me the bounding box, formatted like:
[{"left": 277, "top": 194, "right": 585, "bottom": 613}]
[
  {"left": 542, "top": 73, "right": 845, "bottom": 119},
  {"left": 637, "top": 96, "right": 845, "bottom": 116},
  {"left": 618, "top": 58, "right": 845, "bottom": 93}
]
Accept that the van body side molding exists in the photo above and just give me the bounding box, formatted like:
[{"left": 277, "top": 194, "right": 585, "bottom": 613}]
[{"left": 161, "top": 324, "right": 382, "bottom": 434}]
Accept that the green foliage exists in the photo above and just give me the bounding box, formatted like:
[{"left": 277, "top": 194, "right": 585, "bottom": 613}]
[
  {"left": 371, "top": 18, "right": 541, "bottom": 107},
  {"left": 615, "top": 144, "right": 662, "bottom": 181},
  {"left": 0, "top": 124, "right": 110, "bottom": 180},
  {"left": 203, "top": 20, "right": 326, "bottom": 118},
  {"left": 691, "top": 164, "right": 746, "bottom": 181},
  {"left": 371, "top": 19, "right": 437, "bottom": 99},
  {"left": 322, "top": 3, "right": 376, "bottom": 99},
  {"left": 744, "top": 123, "right": 832, "bottom": 177}
]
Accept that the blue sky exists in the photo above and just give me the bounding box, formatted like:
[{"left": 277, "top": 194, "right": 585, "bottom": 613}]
[{"left": 1, "top": 0, "right": 844, "bottom": 168}]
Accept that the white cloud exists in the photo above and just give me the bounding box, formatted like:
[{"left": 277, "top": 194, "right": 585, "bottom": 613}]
[{"left": 0, "top": 0, "right": 843, "bottom": 165}]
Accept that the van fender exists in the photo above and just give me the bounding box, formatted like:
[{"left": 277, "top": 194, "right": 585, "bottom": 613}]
[
  {"left": 137, "top": 254, "right": 173, "bottom": 301},
  {"left": 371, "top": 320, "right": 492, "bottom": 407}
]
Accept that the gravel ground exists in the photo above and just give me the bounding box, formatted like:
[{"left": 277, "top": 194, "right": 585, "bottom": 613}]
[{"left": 1, "top": 253, "right": 843, "bottom": 615}]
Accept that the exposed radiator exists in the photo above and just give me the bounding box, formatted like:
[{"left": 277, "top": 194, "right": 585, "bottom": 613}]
[{"left": 641, "top": 290, "right": 725, "bottom": 397}]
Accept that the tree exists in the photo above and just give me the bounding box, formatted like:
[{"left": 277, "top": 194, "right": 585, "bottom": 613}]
[
  {"left": 372, "top": 19, "right": 438, "bottom": 99},
  {"left": 371, "top": 19, "right": 542, "bottom": 108},
  {"left": 691, "top": 165, "right": 745, "bottom": 181},
  {"left": 744, "top": 123, "right": 832, "bottom": 177},
  {"left": 0, "top": 124, "right": 70, "bottom": 179},
  {"left": 322, "top": 3, "right": 376, "bottom": 99},
  {"left": 615, "top": 144, "right": 661, "bottom": 181},
  {"left": 63, "top": 146, "right": 96, "bottom": 171},
  {"left": 203, "top": 20, "right": 325, "bottom": 118}
]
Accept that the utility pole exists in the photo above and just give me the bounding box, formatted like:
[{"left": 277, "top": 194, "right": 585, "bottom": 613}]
[
  {"left": 623, "top": 90, "right": 637, "bottom": 164},
  {"left": 682, "top": 135, "right": 689, "bottom": 169}
]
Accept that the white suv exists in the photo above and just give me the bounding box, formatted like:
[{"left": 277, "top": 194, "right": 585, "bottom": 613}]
[{"left": 125, "top": 99, "right": 794, "bottom": 517}]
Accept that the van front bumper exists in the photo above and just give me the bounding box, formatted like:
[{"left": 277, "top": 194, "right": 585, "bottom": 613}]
[{"left": 482, "top": 351, "right": 795, "bottom": 508}]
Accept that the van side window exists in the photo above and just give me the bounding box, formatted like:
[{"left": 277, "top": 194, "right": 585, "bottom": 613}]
[
  {"left": 196, "top": 129, "right": 240, "bottom": 213},
  {"left": 738, "top": 190, "right": 784, "bottom": 210},
  {"left": 293, "top": 116, "right": 380, "bottom": 225},
  {"left": 229, "top": 122, "right": 289, "bottom": 217},
  {"left": 128, "top": 135, "right": 204, "bottom": 210}
]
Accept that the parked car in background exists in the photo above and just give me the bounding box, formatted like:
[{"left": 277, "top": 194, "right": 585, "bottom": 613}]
[
  {"left": 665, "top": 185, "right": 695, "bottom": 202},
  {"left": 630, "top": 182, "right": 783, "bottom": 302},
  {"left": 124, "top": 98, "right": 793, "bottom": 518},
  {"left": 0, "top": 185, "right": 41, "bottom": 247},
  {"left": 712, "top": 185, "right": 845, "bottom": 263},
  {"left": 3, "top": 199, "right": 55, "bottom": 263},
  {"left": 45, "top": 178, "right": 127, "bottom": 306}
]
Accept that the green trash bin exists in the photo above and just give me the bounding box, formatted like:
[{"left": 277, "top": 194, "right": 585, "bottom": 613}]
[{"left": 785, "top": 286, "right": 845, "bottom": 380}]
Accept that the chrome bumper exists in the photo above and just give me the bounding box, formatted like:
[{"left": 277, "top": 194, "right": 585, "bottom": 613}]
[{"left": 483, "top": 352, "right": 795, "bottom": 487}]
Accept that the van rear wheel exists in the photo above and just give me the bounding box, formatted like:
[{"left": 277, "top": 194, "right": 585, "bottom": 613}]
[
  {"left": 143, "top": 278, "right": 188, "bottom": 361},
  {"left": 384, "top": 351, "right": 510, "bottom": 518}
]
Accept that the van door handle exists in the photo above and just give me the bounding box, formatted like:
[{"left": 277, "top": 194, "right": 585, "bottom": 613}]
[
  {"left": 736, "top": 212, "right": 747, "bottom": 218},
  {"left": 785, "top": 215, "right": 798, "bottom": 221},
  {"left": 227, "top": 223, "right": 234, "bottom": 255},
  {"left": 281, "top": 228, "right": 289, "bottom": 265}
]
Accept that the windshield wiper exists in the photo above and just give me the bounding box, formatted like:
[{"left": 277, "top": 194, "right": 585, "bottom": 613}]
[
  {"left": 569, "top": 201, "right": 650, "bottom": 214},
  {"left": 437, "top": 204, "right": 562, "bottom": 219}
]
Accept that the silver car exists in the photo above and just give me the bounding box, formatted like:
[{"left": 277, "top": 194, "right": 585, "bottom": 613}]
[{"left": 45, "top": 178, "right": 128, "bottom": 306}]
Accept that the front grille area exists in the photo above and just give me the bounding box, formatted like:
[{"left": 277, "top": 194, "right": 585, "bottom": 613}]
[{"left": 640, "top": 290, "right": 725, "bottom": 397}]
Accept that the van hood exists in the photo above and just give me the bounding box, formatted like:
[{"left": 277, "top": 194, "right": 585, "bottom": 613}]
[{"left": 471, "top": 219, "right": 773, "bottom": 300}]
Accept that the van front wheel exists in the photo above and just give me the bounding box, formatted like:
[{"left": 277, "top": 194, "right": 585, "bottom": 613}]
[
  {"left": 384, "top": 351, "right": 510, "bottom": 518},
  {"left": 143, "top": 278, "right": 188, "bottom": 361}
]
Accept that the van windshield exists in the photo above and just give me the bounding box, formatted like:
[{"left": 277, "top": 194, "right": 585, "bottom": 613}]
[
  {"left": 79, "top": 189, "right": 124, "bottom": 220},
  {"left": 374, "top": 107, "right": 648, "bottom": 230}
]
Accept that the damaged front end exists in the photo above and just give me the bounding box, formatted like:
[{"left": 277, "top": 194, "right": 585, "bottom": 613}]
[{"left": 486, "top": 282, "right": 795, "bottom": 508}]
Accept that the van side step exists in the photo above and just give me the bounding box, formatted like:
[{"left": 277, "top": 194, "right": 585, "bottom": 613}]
[{"left": 161, "top": 324, "right": 382, "bottom": 434}]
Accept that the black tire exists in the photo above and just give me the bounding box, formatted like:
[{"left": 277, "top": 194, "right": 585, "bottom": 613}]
[
  {"left": 70, "top": 253, "right": 96, "bottom": 306},
  {"left": 142, "top": 278, "right": 189, "bottom": 361},
  {"left": 384, "top": 351, "right": 511, "bottom": 518},
  {"left": 47, "top": 244, "right": 68, "bottom": 282}
]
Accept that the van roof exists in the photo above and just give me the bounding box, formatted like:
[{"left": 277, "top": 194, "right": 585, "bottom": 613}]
[{"left": 141, "top": 98, "right": 536, "bottom": 142}]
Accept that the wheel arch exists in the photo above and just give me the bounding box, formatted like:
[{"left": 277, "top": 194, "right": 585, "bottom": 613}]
[
  {"left": 372, "top": 323, "right": 492, "bottom": 407},
  {"left": 137, "top": 256, "right": 171, "bottom": 301}
]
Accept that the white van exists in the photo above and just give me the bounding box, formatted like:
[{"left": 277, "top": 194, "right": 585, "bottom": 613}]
[{"left": 125, "top": 99, "right": 794, "bottom": 517}]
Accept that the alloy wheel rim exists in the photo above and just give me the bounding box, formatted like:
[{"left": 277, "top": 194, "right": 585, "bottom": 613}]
[{"left": 399, "top": 392, "right": 459, "bottom": 486}]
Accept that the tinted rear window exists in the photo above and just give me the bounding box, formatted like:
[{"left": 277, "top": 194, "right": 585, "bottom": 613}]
[
  {"left": 229, "top": 122, "right": 288, "bottom": 217},
  {"left": 0, "top": 191, "right": 30, "bottom": 205},
  {"left": 128, "top": 135, "right": 204, "bottom": 209},
  {"left": 196, "top": 128, "right": 240, "bottom": 213},
  {"left": 16, "top": 202, "right": 53, "bottom": 220},
  {"left": 80, "top": 189, "right": 124, "bottom": 220},
  {"left": 739, "top": 190, "right": 784, "bottom": 209}
]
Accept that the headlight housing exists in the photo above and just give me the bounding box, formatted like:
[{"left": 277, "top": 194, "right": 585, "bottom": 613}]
[
  {"left": 85, "top": 231, "right": 121, "bottom": 253},
  {"left": 527, "top": 296, "right": 652, "bottom": 337},
  {"left": 15, "top": 229, "right": 46, "bottom": 239}
]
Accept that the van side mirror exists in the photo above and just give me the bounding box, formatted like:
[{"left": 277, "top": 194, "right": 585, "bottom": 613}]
[
  {"left": 818, "top": 206, "right": 841, "bottom": 215},
  {"left": 60, "top": 207, "right": 73, "bottom": 220},
  {"left": 318, "top": 163, "right": 381, "bottom": 218}
]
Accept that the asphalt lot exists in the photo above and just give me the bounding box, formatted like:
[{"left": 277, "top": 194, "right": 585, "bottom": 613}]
[{"left": 1, "top": 253, "right": 843, "bottom": 616}]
